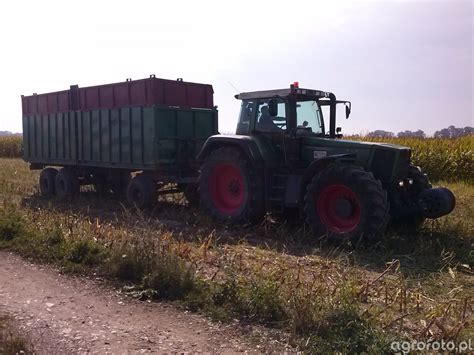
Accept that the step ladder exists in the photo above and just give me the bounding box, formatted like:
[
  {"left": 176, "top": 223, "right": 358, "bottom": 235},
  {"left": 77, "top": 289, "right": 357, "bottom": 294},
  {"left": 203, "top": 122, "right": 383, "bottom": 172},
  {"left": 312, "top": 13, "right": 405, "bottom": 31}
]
[{"left": 268, "top": 174, "right": 288, "bottom": 213}]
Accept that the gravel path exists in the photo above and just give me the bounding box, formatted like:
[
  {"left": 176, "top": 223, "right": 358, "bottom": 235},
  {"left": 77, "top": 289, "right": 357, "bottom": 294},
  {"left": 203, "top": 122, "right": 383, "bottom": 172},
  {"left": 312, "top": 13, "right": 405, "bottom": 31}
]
[{"left": 0, "top": 251, "right": 292, "bottom": 354}]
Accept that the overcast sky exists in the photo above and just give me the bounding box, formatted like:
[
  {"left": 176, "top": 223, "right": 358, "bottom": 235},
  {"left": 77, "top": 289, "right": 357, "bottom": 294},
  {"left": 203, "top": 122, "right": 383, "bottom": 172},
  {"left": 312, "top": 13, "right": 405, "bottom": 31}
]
[{"left": 0, "top": 0, "right": 472, "bottom": 135}]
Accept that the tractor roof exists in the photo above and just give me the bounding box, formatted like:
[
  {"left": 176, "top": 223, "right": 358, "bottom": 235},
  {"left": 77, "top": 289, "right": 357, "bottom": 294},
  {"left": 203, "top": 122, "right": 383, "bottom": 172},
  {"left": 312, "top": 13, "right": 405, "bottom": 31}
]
[{"left": 235, "top": 87, "right": 331, "bottom": 100}]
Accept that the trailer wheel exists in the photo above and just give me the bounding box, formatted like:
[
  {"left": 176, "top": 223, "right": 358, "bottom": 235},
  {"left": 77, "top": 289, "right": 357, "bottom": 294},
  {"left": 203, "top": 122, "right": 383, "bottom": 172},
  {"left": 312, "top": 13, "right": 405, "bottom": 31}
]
[
  {"left": 304, "top": 164, "right": 389, "bottom": 242},
  {"left": 199, "top": 147, "right": 264, "bottom": 223},
  {"left": 127, "top": 175, "right": 157, "bottom": 209},
  {"left": 180, "top": 184, "right": 199, "bottom": 206},
  {"left": 110, "top": 172, "right": 131, "bottom": 197},
  {"left": 39, "top": 168, "right": 58, "bottom": 197},
  {"left": 55, "top": 168, "right": 80, "bottom": 201},
  {"left": 93, "top": 175, "right": 109, "bottom": 196}
]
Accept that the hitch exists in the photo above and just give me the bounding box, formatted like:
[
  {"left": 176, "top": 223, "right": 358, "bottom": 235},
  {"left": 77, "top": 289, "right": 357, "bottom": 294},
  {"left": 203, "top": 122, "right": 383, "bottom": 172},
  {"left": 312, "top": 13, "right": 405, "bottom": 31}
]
[{"left": 418, "top": 187, "right": 456, "bottom": 219}]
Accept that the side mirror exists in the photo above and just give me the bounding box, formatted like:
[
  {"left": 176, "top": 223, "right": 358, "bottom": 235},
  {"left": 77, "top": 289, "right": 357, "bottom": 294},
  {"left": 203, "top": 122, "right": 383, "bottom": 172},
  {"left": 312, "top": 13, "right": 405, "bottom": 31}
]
[
  {"left": 345, "top": 103, "right": 351, "bottom": 119},
  {"left": 268, "top": 99, "right": 278, "bottom": 117}
]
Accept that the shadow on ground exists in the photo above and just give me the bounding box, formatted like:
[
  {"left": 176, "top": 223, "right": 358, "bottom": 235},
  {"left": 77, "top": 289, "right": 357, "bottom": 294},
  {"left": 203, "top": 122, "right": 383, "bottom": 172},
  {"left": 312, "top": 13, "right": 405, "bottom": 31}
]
[{"left": 21, "top": 190, "right": 472, "bottom": 277}]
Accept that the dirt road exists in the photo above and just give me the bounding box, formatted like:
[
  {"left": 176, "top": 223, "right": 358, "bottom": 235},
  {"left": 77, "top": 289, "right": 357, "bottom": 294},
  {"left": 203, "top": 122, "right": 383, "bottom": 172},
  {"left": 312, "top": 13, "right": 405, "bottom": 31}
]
[{"left": 0, "top": 252, "right": 291, "bottom": 354}]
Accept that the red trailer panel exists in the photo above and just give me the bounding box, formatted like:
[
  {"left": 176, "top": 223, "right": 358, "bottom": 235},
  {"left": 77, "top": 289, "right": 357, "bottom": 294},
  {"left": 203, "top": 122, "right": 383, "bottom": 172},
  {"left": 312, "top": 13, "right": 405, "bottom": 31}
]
[{"left": 22, "top": 76, "right": 214, "bottom": 115}]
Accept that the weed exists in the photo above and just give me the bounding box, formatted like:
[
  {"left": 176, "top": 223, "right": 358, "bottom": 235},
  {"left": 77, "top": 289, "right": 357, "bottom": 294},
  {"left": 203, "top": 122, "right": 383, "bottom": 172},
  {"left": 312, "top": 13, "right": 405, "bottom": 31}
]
[
  {"left": 67, "top": 239, "right": 104, "bottom": 266},
  {"left": 0, "top": 315, "right": 33, "bottom": 355},
  {"left": 0, "top": 209, "right": 24, "bottom": 241}
]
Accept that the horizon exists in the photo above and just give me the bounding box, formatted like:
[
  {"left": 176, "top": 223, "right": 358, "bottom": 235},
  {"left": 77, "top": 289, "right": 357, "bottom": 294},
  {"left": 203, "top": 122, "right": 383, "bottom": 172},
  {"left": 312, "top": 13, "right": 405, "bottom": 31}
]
[{"left": 0, "top": 0, "right": 472, "bottom": 135}]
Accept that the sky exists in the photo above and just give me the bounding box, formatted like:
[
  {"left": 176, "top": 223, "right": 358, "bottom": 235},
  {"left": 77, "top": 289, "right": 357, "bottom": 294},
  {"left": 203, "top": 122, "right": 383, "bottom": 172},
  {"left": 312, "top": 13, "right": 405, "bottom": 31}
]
[{"left": 0, "top": 0, "right": 472, "bottom": 135}]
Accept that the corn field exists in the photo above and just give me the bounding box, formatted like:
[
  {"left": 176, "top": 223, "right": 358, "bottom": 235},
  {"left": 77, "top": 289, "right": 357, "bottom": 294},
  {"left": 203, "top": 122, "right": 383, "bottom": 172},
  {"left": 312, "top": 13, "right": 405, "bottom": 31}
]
[
  {"left": 0, "top": 134, "right": 472, "bottom": 183},
  {"left": 0, "top": 136, "right": 22, "bottom": 158},
  {"left": 351, "top": 135, "right": 474, "bottom": 183}
]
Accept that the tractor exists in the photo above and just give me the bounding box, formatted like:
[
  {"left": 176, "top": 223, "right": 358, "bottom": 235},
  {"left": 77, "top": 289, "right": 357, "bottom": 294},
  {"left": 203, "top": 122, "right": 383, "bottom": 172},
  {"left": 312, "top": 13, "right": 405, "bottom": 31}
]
[{"left": 197, "top": 83, "right": 455, "bottom": 241}]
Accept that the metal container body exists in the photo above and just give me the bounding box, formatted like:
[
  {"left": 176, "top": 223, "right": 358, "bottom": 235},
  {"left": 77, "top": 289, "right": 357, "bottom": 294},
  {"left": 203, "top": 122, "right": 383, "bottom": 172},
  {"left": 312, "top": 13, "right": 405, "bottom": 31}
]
[
  {"left": 22, "top": 77, "right": 214, "bottom": 115},
  {"left": 22, "top": 105, "right": 218, "bottom": 172}
]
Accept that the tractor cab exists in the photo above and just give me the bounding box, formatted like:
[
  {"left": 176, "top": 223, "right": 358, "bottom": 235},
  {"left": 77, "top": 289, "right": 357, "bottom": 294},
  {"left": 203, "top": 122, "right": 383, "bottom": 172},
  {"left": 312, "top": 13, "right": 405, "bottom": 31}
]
[{"left": 235, "top": 83, "right": 351, "bottom": 139}]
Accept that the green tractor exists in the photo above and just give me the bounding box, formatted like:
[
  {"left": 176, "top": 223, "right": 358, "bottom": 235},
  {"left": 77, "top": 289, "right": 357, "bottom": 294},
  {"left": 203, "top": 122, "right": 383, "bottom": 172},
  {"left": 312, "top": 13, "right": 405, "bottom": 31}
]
[{"left": 197, "top": 83, "right": 455, "bottom": 241}]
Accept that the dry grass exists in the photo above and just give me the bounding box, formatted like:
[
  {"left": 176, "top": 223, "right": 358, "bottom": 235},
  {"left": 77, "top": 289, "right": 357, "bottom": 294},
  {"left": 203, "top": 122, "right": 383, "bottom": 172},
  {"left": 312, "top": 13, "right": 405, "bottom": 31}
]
[{"left": 0, "top": 158, "right": 472, "bottom": 353}]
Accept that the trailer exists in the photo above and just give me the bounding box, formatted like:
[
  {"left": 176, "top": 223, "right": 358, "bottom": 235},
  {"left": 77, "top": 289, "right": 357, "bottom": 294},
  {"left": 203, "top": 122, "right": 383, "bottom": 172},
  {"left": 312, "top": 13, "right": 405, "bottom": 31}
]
[{"left": 22, "top": 75, "right": 218, "bottom": 208}]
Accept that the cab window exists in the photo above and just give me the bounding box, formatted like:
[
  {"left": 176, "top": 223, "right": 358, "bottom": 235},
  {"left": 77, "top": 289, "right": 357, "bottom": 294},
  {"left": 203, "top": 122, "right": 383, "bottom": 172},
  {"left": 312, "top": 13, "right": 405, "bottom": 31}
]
[
  {"left": 256, "top": 98, "right": 287, "bottom": 132},
  {"left": 236, "top": 100, "right": 255, "bottom": 134},
  {"left": 296, "top": 100, "right": 323, "bottom": 135}
]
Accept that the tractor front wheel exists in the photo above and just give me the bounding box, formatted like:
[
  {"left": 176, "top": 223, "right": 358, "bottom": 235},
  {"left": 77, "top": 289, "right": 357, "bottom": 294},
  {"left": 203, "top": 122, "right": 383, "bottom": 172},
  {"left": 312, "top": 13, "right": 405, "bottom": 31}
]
[
  {"left": 304, "top": 165, "right": 389, "bottom": 242},
  {"left": 199, "top": 147, "right": 264, "bottom": 223}
]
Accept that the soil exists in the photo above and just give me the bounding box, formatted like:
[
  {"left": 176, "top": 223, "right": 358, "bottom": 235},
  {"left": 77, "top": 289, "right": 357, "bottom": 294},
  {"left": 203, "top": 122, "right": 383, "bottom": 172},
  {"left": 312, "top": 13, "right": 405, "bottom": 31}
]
[{"left": 0, "top": 251, "right": 293, "bottom": 354}]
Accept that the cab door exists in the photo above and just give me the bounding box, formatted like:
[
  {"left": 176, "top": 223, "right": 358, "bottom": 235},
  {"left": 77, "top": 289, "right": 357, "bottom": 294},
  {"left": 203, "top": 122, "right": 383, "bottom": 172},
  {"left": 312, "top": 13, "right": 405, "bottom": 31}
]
[{"left": 253, "top": 98, "right": 291, "bottom": 168}]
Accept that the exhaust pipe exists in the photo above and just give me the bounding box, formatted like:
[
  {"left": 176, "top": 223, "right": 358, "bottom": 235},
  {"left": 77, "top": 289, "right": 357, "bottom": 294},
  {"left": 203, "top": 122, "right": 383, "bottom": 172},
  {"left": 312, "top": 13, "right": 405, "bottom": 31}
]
[{"left": 418, "top": 187, "right": 456, "bottom": 219}]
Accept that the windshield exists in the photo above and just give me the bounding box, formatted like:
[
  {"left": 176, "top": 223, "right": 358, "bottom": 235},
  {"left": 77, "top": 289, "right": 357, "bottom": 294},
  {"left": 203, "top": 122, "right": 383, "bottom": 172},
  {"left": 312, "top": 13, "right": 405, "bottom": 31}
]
[{"left": 296, "top": 100, "right": 324, "bottom": 135}]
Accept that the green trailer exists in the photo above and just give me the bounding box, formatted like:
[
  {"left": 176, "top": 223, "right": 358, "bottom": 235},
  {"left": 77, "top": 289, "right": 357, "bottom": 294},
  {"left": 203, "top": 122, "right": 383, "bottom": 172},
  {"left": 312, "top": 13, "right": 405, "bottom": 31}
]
[{"left": 22, "top": 76, "right": 218, "bottom": 208}]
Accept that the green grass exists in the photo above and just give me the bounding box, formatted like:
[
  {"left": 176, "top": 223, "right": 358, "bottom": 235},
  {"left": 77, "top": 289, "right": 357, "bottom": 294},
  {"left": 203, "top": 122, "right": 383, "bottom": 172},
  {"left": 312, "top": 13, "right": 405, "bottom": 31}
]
[{"left": 0, "top": 158, "right": 472, "bottom": 353}]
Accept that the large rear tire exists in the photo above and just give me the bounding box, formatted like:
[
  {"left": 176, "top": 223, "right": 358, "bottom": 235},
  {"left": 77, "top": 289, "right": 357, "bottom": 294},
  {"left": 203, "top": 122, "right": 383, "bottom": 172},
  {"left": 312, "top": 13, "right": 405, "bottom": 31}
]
[
  {"left": 126, "top": 175, "right": 157, "bottom": 209},
  {"left": 304, "top": 164, "right": 389, "bottom": 242},
  {"left": 55, "top": 168, "right": 80, "bottom": 201},
  {"left": 39, "top": 168, "right": 58, "bottom": 197},
  {"left": 199, "top": 147, "right": 264, "bottom": 223}
]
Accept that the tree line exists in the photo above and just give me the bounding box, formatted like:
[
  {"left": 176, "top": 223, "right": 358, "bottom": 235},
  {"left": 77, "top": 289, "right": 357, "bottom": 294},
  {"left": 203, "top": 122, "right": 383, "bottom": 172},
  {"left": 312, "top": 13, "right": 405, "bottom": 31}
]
[{"left": 365, "top": 125, "right": 473, "bottom": 138}]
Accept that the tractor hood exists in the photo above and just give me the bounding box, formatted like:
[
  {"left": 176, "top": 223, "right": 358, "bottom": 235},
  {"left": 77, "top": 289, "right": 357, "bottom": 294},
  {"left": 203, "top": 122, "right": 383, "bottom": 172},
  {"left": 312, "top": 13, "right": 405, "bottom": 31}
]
[
  {"left": 303, "top": 137, "right": 410, "bottom": 153},
  {"left": 302, "top": 137, "right": 411, "bottom": 182}
]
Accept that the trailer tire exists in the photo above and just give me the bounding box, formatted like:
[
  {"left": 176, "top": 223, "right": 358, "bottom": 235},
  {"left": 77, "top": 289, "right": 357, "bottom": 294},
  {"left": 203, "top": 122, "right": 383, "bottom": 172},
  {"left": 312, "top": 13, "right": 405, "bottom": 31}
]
[
  {"left": 127, "top": 175, "right": 157, "bottom": 210},
  {"left": 304, "top": 164, "right": 389, "bottom": 243},
  {"left": 110, "top": 172, "right": 131, "bottom": 197},
  {"left": 199, "top": 147, "right": 264, "bottom": 223},
  {"left": 93, "top": 175, "right": 109, "bottom": 196},
  {"left": 180, "top": 184, "right": 199, "bottom": 206},
  {"left": 39, "top": 168, "right": 58, "bottom": 197},
  {"left": 55, "top": 168, "right": 80, "bottom": 201}
]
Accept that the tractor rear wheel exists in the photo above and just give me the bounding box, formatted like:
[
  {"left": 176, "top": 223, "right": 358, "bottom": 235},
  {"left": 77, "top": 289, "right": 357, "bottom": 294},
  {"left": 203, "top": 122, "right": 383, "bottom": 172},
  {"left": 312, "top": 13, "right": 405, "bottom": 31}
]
[
  {"left": 126, "top": 175, "right": 157, "bottom": 209},
  {"left": 304, "top": 164, "right": 389, "bottom": 242},
  {"left": 199, "top": 147, "right": 264, "bottom": 223},
  {"left": 55, "top": 168, "right": 80, "bottom": 201},
  {"left": 39, "top": 168, "right": 58, "bottom": 197}
]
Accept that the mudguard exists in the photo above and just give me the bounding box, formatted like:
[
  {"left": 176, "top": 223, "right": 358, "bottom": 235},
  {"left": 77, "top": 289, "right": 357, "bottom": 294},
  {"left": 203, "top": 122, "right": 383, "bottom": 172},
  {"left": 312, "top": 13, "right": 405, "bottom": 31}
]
[
  {"left": 298, "top": 154, "right": 356, "bottom": 202},
  {"left": 197, "top": 135, "right": 265, "bottom": 172}
]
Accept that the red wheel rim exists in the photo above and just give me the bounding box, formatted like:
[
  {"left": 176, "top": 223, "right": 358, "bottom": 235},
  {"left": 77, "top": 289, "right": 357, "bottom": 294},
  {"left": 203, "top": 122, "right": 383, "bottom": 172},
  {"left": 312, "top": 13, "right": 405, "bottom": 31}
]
[
  {"left": 316, "top": 184, "right": 361, "bottom": 233},
  {"left": 209, "top": 164, "right": 245, "bottom": 214}
]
